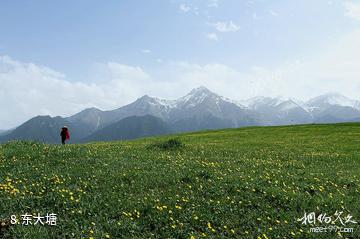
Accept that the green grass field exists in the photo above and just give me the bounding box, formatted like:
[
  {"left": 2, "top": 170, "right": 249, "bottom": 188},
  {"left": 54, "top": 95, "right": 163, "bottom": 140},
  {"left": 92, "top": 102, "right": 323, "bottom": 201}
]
[{"left": 0, "top": 123, "right": 359, "bottom": 238}]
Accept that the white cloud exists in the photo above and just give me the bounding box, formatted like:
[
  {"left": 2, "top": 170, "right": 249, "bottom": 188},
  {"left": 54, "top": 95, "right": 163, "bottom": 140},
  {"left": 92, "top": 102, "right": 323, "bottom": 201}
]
[
  {"left": 269, "top": 10, "right": 279, "bottom": 17},
  {"left": 0, "top": 57, "right": 264, "bottom": 128},
  {"left": 205, "top": 32, "right": 219, "bottom": 41},
  {"left": 166, "top": 62, "right": 248, "bottom": 98},
  {"left": 179, "top": 4, "right": 191, "bottom": 13},
  {"left": 287, "top": 30, "right": 360, "bottom": 99},
  {"left": 233, "top": 30, "right": 360, "bottom": 101},
  {"left": 252, "top": 12, "right": 261, "bottom": 20},
  {"left": 179, "top": 3, "right": 199, "bottom": 15},
  {"left": 210, "top": 21, "right": 240, "bottom": 32},
  {"left": 164, "top": 30, "right": 360, "bottom": 101},
  {"left": 193, "top": 6, "right": 200, "bottom": 15},
  {"left": 106, "top": 62, "right": 150, "bottom": 80},
  {"left": 2, "top": 29, "right": 360, "bottom": 128},
  {"left": 0, "top": 56, "right": 152, "bottom": 129},
  {"left": 141, "top": 49, "right": 151, "bottom": 54},
  {"left": 344, "top": 1, "right": 360, "bottom": 20},
  {"left": 208, "top": 0, "right": 219, "bottom": 8}
]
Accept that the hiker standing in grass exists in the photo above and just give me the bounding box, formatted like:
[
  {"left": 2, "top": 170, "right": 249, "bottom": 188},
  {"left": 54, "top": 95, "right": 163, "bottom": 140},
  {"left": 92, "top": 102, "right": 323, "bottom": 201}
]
[{"left": 60, "top": 126, "right": 70, "bottom": 144}]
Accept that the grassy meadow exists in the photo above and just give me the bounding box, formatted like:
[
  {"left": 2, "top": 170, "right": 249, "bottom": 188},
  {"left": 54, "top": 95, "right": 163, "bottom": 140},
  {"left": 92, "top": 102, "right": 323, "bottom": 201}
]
[{"left": 0, "top": 123, "right": 359, "bottom": 238}]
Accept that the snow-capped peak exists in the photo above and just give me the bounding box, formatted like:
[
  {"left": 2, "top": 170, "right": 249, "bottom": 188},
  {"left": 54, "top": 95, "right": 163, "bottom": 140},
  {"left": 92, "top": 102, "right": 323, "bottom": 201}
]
[
  {"left": 176, "top": 87, "right": 219, "bottom": 106},
  {"left": 188, "top": 86, "right": 213, "bottom": 95},
  {"left": 136, "top": 95, "right": 177, "bottom": 109},
  {"left": 306, "top": 93, "right": 359, "bottom": 109},
  {"left": 241, "top": 96, "right": 285, "bottom": 108},
  {"left": 239, "top": 96, "right": 308, "bottom": 112}
]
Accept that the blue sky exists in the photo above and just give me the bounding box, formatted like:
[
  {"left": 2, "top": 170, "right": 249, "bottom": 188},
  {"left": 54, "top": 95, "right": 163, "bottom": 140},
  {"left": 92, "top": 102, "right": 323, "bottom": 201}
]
[
  {"left": 1, "top": 0, "right": 360, "bottom": 128},
  {"left": 0, "top": 0, "right": 353, "bottom": 75}
]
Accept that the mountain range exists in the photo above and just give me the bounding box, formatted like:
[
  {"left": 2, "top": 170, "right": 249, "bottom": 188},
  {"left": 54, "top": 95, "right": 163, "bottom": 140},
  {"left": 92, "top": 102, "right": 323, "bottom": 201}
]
[{"left": 1, "top": 87, "right": 360, "bottom": 143}]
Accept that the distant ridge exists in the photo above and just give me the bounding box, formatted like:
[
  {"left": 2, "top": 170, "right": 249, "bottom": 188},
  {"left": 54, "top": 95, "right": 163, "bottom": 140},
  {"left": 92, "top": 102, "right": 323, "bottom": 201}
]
[
  {"left": 82, "top": 115, "right": 172, "bottom": 142},
  {"left": 1, "top": 87, "right": 360, "bottom": 143}
]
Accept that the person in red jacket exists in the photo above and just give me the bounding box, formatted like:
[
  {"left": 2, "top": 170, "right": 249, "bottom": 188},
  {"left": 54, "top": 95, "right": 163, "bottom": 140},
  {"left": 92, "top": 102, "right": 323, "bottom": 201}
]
[{"left": 60, "top": 126, "right": 70, "bottom": 144}]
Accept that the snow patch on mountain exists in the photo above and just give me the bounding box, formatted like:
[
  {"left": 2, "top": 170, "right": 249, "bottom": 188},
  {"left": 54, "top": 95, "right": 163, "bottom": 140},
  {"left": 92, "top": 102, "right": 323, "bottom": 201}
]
[
  {"left": 152, "top": 97, "right": 177, "bottom": 108},
  {"left": 276, "top": 100, "right": 298, "bottom": 111},
  {"left": 240, "top": 96, "right": 281, "bottom": 108},
  {"left": 221, "top": 96, "right": 247, "bottom": 109}
]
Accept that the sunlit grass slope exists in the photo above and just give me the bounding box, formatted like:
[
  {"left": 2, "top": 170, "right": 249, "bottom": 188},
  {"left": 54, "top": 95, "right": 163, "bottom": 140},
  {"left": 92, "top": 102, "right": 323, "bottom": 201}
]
[{"left": 0, "top": 123, "right": 359, "bottom": 238}]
